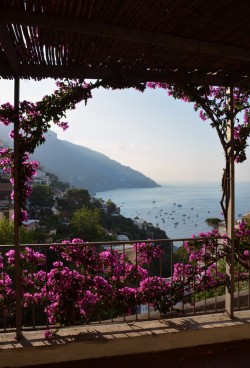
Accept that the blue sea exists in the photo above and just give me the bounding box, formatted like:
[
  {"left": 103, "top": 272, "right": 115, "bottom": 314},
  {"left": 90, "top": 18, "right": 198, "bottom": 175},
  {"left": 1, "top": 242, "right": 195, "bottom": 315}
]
[{"left": 96, "top": 182, "right": 250, "bottom": 239}]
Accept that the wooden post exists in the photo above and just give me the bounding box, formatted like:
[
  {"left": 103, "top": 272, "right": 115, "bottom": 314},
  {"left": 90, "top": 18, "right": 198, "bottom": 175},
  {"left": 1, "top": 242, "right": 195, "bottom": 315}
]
[
  {"left": 225, "top": 86, "right": 235, "bottom": 318},
  {"left": 14, "top": 77, "right": 22, "bottom": 339}
]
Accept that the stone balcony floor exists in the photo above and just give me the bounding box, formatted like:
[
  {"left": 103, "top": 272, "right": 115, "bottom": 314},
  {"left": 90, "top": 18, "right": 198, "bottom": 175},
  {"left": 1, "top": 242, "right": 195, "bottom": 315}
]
[
  {"left": 25, "top": 339, "right": 250, "bottom": 368},
  {"left": 1, "top": 311, "right": 250, "bottom": 367}
]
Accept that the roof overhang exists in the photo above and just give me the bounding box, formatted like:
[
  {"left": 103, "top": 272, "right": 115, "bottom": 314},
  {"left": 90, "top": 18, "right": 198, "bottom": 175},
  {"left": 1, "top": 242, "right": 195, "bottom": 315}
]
[{"left": 0, "top": 1, "right": 250, "bottom": 87}]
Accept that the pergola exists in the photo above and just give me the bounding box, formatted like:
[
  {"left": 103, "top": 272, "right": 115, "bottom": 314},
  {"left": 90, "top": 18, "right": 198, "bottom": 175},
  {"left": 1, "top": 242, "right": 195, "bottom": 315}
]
[{"left": 1, "top": 0, "right": 250, "bottom": 338}]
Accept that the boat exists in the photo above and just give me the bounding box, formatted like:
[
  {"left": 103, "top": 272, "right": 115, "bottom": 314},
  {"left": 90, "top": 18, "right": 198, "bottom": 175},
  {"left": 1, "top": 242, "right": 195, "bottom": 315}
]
[
  {"left": 152, "top": 200, "right": 156, "bottom": 203},
  {"left": 178, "top": 204, "right": 182, "bottom": 207}
]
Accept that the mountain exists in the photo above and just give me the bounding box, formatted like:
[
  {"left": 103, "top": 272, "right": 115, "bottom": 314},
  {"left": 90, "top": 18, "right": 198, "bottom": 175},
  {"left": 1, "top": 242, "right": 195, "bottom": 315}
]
[{"left": 0, "top": 125, "right": 159, "bottom": 194}]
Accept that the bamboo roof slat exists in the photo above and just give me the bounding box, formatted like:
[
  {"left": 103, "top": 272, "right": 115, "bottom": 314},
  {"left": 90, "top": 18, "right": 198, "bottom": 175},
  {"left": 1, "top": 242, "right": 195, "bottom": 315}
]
[{"left": 0, "top": 0, "right": 250, "bottom": 86}]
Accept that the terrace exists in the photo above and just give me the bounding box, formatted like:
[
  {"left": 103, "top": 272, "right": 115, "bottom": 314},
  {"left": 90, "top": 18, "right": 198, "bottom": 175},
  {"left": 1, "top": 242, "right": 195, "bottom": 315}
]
[{"left": 1, "top": 1, "right": 250, "bottom": 366}]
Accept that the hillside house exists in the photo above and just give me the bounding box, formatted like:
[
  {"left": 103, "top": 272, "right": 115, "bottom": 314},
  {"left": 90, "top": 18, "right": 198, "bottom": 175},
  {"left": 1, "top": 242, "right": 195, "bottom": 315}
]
[
  {"left": 32, "top": 168, "right": 50, "bottom": 186},
  {"left": 22, "top": 219, "right": 39, "bottom": 231},
  {"left": 0, "top": 208, "right": 14, "bottom": 221},
  {"left": 0, "top": 182, "right": 12, "bottom": 210}
]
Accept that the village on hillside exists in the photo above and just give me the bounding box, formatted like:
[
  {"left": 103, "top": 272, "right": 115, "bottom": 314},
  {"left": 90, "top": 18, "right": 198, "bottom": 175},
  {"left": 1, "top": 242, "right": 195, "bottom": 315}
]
[{"left": 0, "top": 160, "right": 167, "bottom": 245}]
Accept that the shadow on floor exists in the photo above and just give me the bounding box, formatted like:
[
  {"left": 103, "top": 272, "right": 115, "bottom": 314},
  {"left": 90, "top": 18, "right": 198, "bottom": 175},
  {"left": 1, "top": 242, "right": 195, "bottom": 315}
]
[{"left": 21, "top": 339, "right": 250, "bottom": 368}]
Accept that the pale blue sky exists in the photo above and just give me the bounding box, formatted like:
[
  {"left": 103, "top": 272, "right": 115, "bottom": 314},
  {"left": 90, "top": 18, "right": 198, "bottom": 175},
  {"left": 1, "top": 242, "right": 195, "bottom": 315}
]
[{"left": 1, "top": 78, "right": 250, "bottom": 184}]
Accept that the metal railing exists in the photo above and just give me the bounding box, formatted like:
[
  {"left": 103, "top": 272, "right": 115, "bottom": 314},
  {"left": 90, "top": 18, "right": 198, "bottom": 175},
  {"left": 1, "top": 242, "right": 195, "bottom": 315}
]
[{"left": 0, "top": 236, "right": 249, "bottom": 334}]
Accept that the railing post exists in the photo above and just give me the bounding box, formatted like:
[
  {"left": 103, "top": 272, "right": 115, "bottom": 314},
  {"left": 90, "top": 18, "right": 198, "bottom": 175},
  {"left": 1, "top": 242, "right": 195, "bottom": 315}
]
[
  {"left": 225, "top": 86, "right": 235, "bottom": 318},
  {"left": 14, "top": 77, "right": 22, "bottom": 339}
]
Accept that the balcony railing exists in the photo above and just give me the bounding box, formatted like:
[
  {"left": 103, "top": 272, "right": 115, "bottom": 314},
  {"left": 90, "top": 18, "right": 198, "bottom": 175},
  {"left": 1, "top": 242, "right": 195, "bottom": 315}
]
[{"left": 0, "top": 236, "right": 250, "bottom": 335}]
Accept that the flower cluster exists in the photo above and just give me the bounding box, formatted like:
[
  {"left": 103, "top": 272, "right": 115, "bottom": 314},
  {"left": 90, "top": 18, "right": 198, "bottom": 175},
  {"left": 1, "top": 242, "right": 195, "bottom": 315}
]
[
  {"left": 133, "top": 242, "right": 164, "bottom": 265},
  {"left": 0, "top": 228, "right": 249, "bottom": 339},
  {"left": 0, "top": 240, "right": 167, "bottom": 336}
]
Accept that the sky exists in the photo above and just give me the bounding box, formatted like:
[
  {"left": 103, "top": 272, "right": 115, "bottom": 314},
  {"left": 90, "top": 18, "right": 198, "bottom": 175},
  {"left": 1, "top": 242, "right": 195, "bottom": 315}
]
[{"left": 0, "top": 78, "right": 250, "bottom": 185}]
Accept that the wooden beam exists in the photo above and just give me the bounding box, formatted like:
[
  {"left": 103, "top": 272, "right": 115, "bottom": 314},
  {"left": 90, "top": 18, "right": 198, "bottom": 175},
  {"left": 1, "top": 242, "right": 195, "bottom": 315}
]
[
  {"left": 1, "top": 8, "right": 250, "bottom": 62},
  {"left": 18, "top": 64, "right": 231, "bottom": 86},
  {"left": 0, "top": 22, "right": 19, "bottom": 75},
  {"left": 1, "top": 62, "right": 250, "bottom": 87}
]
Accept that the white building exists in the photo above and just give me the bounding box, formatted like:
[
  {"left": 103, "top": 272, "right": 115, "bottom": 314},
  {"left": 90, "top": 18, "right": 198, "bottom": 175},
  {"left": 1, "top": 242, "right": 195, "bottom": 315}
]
[{"left": 33, "top": 169, "right": 50, "bottom": 185}]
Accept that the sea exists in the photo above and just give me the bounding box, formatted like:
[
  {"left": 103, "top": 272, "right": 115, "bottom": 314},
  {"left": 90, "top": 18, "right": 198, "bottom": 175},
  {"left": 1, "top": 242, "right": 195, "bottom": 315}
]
[{"left": 96, "top": 182, "right": 250, "bottom": 239}]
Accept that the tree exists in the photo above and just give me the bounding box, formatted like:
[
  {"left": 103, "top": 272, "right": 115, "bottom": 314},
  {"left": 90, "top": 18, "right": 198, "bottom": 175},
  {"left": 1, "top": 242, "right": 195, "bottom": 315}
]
[
  {"left": 70, "top": 208, "right": 105, "bottom": 241},
  {"left": 28, "top": 184, "right": 54, "bottom": 219},
  {"left": 64, "top": 188, "right": 90, "bottom": 214},
  {"left": 106, "top": 199, "right": 117, "bottom": 214},
  {"left": 0, "top": 218, "right": 37, "bottom": 244},
  {"left": 173, "top": 244, "right": 189, "bottom": 264},
  {"left": 29, "top": 184, "right": 54, "bottom": 208},
  {"left": 205, "top": 218, "right": 223, "bottom": 229},
  {"left": 0, "top": 218, "right": 14, "bottom": 244}
]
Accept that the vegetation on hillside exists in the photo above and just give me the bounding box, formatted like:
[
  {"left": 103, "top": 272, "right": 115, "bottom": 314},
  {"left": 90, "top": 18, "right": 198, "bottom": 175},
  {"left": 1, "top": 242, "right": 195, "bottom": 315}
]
[{"left": 0, "top": 166, "right": 167, "bottom": 244}]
